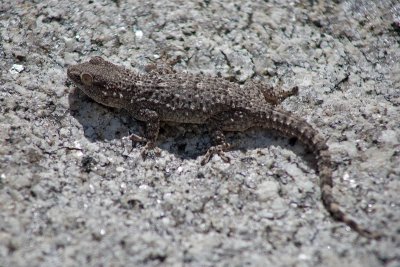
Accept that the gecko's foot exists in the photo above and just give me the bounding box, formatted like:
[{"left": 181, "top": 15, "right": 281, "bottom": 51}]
[
  {"left": 201, "top": 144, "right": 231, "bottom": 165},
  {"left": 140, "top": 143, "right": 161, "bottom": 160},
  {"left": 140, "top": 141, "right": 161, "bottom": 160},
  {"left": 275, "top": 86, "right": 299, "bottom": 103},
  {"left": 123, "top": 134, "right": 160, "bottom": 159},
  {"left": 362, "top": 230, "right": 384, "bottom": 240},
  {"left": 122, "top": 133, "right": 147, "bottom": 153},
  {"left": 288, "top": 86, "right": 299, "bottom": 97}
]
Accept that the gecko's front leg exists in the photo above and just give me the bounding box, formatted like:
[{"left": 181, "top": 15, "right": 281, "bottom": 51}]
[
  {"left": 125, "top": 108, "right": 161, "bottom": 159},
  {"left": 201, "top": 121, "right": 232, "bottom": 165}
]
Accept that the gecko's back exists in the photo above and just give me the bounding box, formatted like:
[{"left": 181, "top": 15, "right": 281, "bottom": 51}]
[{"left": 67, "top": 56, "right": 268, "bottom": 124}]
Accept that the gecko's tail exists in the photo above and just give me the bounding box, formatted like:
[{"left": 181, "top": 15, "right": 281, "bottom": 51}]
[
  {"left": 261, "top": 109, "right": 381, "bottom": 239},
  {"left": 317, "top": 149, "right": 381, "bottom": 239}
]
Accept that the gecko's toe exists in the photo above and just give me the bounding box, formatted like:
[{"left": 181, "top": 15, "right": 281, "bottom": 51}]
[
  {"left": 139, "top": 141, "right": 161, "bottom": 161},
  {"left": 201, "top": 144, "right": 231, "bottom": 165},
  {"left": 125, "top": 133, "right": 148, "bottom": 143},
  {"left": 218, "top": 152, "right": 231, "bottom": 163},
  {"left": 200, "top": 153, "right": 212, "bottom": 165}
]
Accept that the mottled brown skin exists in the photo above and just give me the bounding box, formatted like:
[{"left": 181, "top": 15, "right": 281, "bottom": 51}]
[{"left": 67, "top": 56, "right": 379, "bottom": 239}]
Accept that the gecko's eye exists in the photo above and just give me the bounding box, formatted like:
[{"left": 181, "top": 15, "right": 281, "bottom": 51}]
[{"left": 80, "top": 73, "right": 93, "bottom": 86}]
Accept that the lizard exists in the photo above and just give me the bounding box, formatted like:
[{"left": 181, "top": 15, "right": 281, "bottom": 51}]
[{"left": 67, "top": 56, "right": 380, "bottom": 239}]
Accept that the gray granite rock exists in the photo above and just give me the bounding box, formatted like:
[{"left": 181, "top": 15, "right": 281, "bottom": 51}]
[{"left": 0, "top": 0, "right": 399, "bottom": 266}]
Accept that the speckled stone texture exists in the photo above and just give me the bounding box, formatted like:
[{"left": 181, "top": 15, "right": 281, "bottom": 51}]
[{"left": 1, "top": 1, "right": 399, "bottom": 266}]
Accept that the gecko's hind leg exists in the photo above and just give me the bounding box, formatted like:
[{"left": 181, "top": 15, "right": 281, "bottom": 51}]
[{"left": 245, "top": 81, "right": 298, "bottom": 105}]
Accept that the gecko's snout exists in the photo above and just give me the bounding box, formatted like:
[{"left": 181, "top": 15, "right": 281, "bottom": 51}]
[
  {"left": 67, "top": 66, "right": 81, "bottom": 84},
  {"left": 67, "top": 65, "right": 75, "bottom": 78}
]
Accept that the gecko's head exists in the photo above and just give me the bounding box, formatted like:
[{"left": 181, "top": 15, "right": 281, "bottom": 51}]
[{"left": 67, "top": 56, "right": 128, "bottom": 108}]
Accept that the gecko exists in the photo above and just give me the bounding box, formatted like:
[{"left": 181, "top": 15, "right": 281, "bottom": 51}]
[{"left": 67, "top": 56, "right": 380, "bottom": 239}]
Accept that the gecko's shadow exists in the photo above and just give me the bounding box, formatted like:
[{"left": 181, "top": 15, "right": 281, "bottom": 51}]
[
  {"left": 68, "top": 87, "right": 131, "bottom": 142},
  {"left": 68, "top": 87, "right": 316, "bottom": 168}
]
